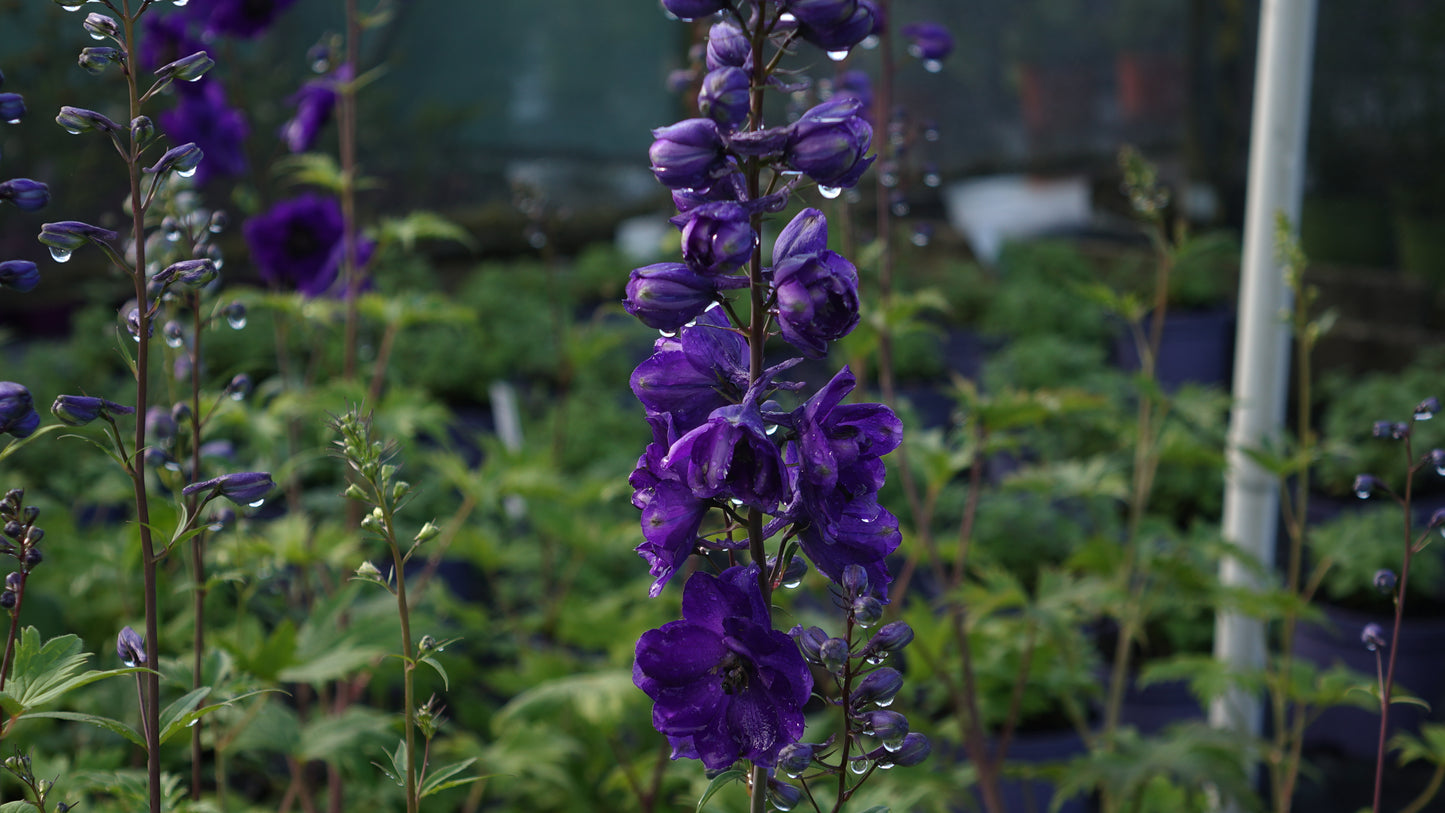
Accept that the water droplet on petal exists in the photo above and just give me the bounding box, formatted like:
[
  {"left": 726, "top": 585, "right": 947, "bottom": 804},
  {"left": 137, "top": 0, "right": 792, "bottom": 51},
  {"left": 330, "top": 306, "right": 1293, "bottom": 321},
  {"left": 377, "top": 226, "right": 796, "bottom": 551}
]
[
  {"left": 891, "top": 199, "right": 911, "bottom": 217},
  {"left": 923, "top": 171, "right": 942, "bottom": 188},
  {"left": 1356, "top": 488, "right": 1372, "bottom": 500},
  {"left": 778, "top": 12, "right": 796, "bottom": 23},
  {"left": 923, "top": 59, "right": 943, "bottom": 73},
  {"left": 850, "top": 759, "right": 871, "bottom": 775},
  {"left": 827, "top": 49, "right": 850, "bottom": 62},
  {"left": 88, "top": 30, "right": 107, "bottom": 41},
  {"left": 248, "top": 498, "right": 265, "bottom": 508},
  {"left": 165, "top": 334, "right": 184, "bottom": 349},
  {"left": 876, "top": 697, "right": 894, "bottom": 707},
  {"left": 865, "top": 653, "right": 887, "bottom": 666},
  {"left": 172, "top": 0, "right": 189, "bottom": 7},
  {"left": 177, "top": 166, "right": 197, "bottom": 178},
  {"left": 1437, "top": 466, "right": 1445, "bottom": 477},
  {"left": 227, "top": 312, "right": 247, "bottom": 330},
  {"left": 782, "top": 579, "right": 802, "bottom": 589},
  {"left": 861, "top": 35, "right": 879, "bottom": 50},
  {"left": 49, "top": 247, "right": 73, "bottom": 263},
  {"left": 818, "top": 185, "right": 842, "bottom": 200}
]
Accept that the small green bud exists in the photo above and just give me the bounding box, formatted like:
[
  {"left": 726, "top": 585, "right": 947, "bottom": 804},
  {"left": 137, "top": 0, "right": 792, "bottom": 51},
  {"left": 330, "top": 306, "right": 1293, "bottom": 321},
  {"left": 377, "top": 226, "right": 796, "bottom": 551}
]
[
  {"left": 343, "top": 483, "right": 368, "bottom": 501},
  {"left": 414, "top": 520, "right": 440, "bottom": 545},
  {"left": 355, "top": 560, "right": 382, "bottom": 580},
  {"left": 392, "top": 480, "right": 411, "bottom": 501}
]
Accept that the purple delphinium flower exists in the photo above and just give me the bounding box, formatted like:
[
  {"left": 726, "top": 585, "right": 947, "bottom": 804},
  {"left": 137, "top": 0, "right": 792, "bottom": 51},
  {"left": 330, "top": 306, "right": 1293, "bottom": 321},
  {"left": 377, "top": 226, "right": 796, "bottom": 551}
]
[
  {"left": 157, "top": 82, "right": 247, "bottom": 187},
  {"left": 662, "top": 0, "right": 729, "bottom": 20},
  {"left": 51, "top": 395, "right": 134, "bottom": 427},
  {"left": 280, "top": 68, "right": 344, "bottom": 153},
  {"left": 680, "top": 201, "right": 755, "bottom": 275},
  {"left": 0, "top": 179, "right": 51, "bottom": 212},
  {"left": 625, "top": 262, "right": 733, "bottom": 332},
  {"left": 631, "top": 307, "right": 751, "bottom": 433},
  {"left": 661, "top": 396, "right": 789, "bottom": 513},
  {"left": 832, "top": 70, "right": 873, "bottom": 124},
  {"left": 630, "top": 414, "right": 712, "bottom": 596},
  {"left": 786, "top": 97, "right": 875, "bottom": 189},
  {"left": 0, "top": 93, "right": 25, "bottom": 123},
  {"left": 698, "top": 67, "right": 750, "bottom": 131},
  {"left": 649, "top": 119, "right": 729, "bottom": 191},
  {"left": 243, "top": 194, "right": 374, "bottom": 297},
  {"left": 788, "top": 0, "right": 883, "bottom": 52},
  {"left": 901, "top": 22, "right": 953, "bottom": 63},
  {"left": 0, "top": 382, "right": 40, "bottom": 440},
  {"left": 771, "top": 247, "right": 861, "bottom": 358},
  {"left": 634, "top": 565, "right": 812, "bottom": 770},
  {"left": 184, "top": 0, "right": 300, "bottom": 39},
  {"left": 116, "top": 625, "right": 146, "bottom": 666},
  {"left": 706, "top": 20, "right": 751, "bottom": 72}
]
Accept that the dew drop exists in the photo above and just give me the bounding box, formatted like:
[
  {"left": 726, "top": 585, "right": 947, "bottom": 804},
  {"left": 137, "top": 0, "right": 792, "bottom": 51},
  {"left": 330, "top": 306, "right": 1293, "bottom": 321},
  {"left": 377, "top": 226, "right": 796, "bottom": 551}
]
[
  {"left": 230, "top": 390, "right": 246, "bottom": 402},
  {"left": 165, "top": 333, "right": 184, "bottom": 349},
  {"left": 876, "top": 697, "right": 894, "bottom": 707},
  {"left": 818, "top": 185, "right": 842, "bottom": 200},
  {"left": 49, "top": 247, "right": 73, "bottom": 263},
  {"left": 849, "top": 759, "right": 871, "bottom": 775},
  {"left": 186, "top": 718, "right": 199, "bottom": 728},
  {"left": 227, "top": 313, "right": 247, "bottom": 330},
  {"left": 62, "top": 125, "right": 83, "bottom": 135},
  {"left": 881, "top": 170, "right": 899, "bottom": 188},
  {"left": 924, "top": 127, "right": 940, "bottom": 143},
  {"left": 879, "top": 762, "right": 895, "bottom": 770},
  {"left": 88, "top": 31, "right": 107, "bottom": 41},
  {"left": 248, "top": 498, "right": 265, "bottom": 508},
  {"left": 865, "top": 653, "right": 888, "bottom": 666},
  {"left": 1356, "top": 488, "right": 1372, "bottom": 500},
  {"left": 827, "top": 49, "right": 850, "bottom": 62},
  {"left": 1417, "top": 410, "right": 1435, "bottom": 421},
  {"left": 778, "top": 12, "right": 796, "bottom": 23},
  {"left": 177, "top": 166, "right": 197, "bottom": 178},
  {"left": 891, "top": 199, "right": 911, "bottom": 217},
  {"left": 784, "top": 768, "right": 803, "bottom": 779},
  {"left": 923, "top": 170, "right": 942, "bottom": 188},
  {"left": 861, "top": 35, "right": 879, "bottom": 50},
  {"left": 5, "top": 118, "right": 20, "bottom": 124},
  {"left": 658, "top": 329, "right": 677, "bottom": 338},
  {"left": 311, "top": 58, "right": 329, "bottom": 73},
  {"left": 1437, "top": 466, "right": 1445, "bottom": 477},
  {"left": 172, "top": 0, "right": 189, "bottom": 6},
  {"left": 911, "top": 227, "right": 932, "bottom": 247},
  {"left": 782, "top": 578, "right": 802, "bottom": 589},
  {"left": 883, "top": 740, "right": 904, "bottom": 752},
  {"left": 923, "top": 59, "right": 943, "bottom": 74}
]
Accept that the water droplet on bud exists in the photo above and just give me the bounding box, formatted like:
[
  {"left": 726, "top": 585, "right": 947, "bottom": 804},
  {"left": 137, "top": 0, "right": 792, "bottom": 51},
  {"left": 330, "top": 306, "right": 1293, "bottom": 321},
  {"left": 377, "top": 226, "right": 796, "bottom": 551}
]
[
  {"left": 923, "top": 59, "right": 943, "bottom": 73},
  {"left": 49, "top": 247, "right": 73, "bottom": 263},
  {"left": 248, "top": 498, "right": 265, "bottom": 508},
  {"left": 818, "top": 185, "right": 842, "bottom": 200},
  {"left": 227, "top": 313, "right": 247, "bottom": 330},
  {"left": 849, "top": 759, "right": 871, "bottom": 775},
  {"left": 827, "top": 49, "right": 850, "bottom": 62},
  {"left": 177, "top": 166, "right": 197, "bottom": 178}
]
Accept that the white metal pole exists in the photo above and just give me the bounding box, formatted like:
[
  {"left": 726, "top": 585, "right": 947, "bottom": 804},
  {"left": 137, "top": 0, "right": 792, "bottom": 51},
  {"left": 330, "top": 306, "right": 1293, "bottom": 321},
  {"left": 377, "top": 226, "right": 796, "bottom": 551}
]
[{"left": 1210, "top": 0, "right": 1318, "bottom": 773}]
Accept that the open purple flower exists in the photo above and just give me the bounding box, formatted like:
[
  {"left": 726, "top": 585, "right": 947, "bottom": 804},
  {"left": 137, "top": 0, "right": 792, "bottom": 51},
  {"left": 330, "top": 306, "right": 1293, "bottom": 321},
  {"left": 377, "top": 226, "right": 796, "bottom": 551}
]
[
  {"left": 0, "top": 382, "right": 39, "bottom": 439},
  {"left": 785, "top": 98, "right": 875, "bottom": 189},
  {"left": 634, "top": 565, "right": 812, "bottom": 770},
  {"left": 243, "top": 194, "right": 374, "bottom": 297},
  {"left": 157, "top": 82, "right": 247, "bottom": 186},
  {"left": 184, "top": 0, "right": 300, "bottom": 39},
  {"left": 631, "top": 307, "right": 749, "bottom": 433},
  {"left": 662, "top": 396, "right": 788, "bottom": 513},
  {"left": 771, "top": 247, "right": 860, "bottom": 358}
]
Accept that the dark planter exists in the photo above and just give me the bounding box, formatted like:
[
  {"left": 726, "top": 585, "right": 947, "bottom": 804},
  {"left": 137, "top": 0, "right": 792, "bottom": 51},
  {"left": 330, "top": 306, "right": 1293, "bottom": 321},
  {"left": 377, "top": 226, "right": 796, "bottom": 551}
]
[
  {"left": 1119, "top": 674, "right": 1204, "bottom": 735},
  {"left": 1294, "top": 603, "right": 1445, "bottom": 758},
  {"left": 950, "top": 729, "right": 1094, "bottom": 813},
  {"left": 1113, "top": 308, "right": 1236, "bottom": 392}
]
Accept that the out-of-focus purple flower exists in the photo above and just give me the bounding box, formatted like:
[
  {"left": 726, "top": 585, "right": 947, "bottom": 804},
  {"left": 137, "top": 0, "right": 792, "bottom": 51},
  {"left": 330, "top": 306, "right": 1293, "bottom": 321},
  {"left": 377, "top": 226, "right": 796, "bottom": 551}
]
[
  {"left": 147, "top": 406, "right": 178, "bottom": 446},
  {"left": 184, "top": 0, "right": 300, "bottom": 39},
  {"left": 633, "top": 565, "right": 812, "bottom": 770},
  {"left": 0, "top": 261, "right": 39, "bottom": 293},
  {"left": 649, "top": 118, "right": 728, "bottom": 190},
  {"left": 140, "top": 11, "right": 210, "bottom": 75},
  {"left": 832, "top": 69, "right": 873, "bottom": 122},
  {"left": 625, "top": 262, "right": 732, "bottom": 332},
  {"left": 0, "top": 93, "right": 25, "bottom": 123},
  {"left": 680, "top": 201, "right": 755, "bottom": 275},
  {"left": 243, "top": 194, "right": 375, "bottom": 297},
  {"left": 281, "top": 68, "right": 343, "bottom": 153},
  {"left": 157, "top": 82, "right": 246, "bottom": 186},
  {"left": 51, "top": 395, "right": 133, "bottom": 427},
  {"left": 771, "top": 247, "right": 860, "bottom": 357},
  {"left": 698, "top": 67, "right": 750, "bottom": 131},
  {"left": 182, "top": 471, "right": 274, "bottom": 506},
  {"left": 0, "top": 383, "right": 40, "bottom": 439},
  {"left": 116, "top": 625, "right": 146, "bottom": 666},
  {"left": 661, "top": 0, "right": 728, "bottom": 20},
  {"left": 631, "top": 434, "right": 710, "bottom": 596},
  {"left": 706, "top": 20, "right": 751, "bottom": 71},
  {"left": 901, "top": 22, "right": 953, "bottom": 63},
  {"left": 1362, "top": 623, "right": 1388, "bottom": 652},
  {"left": 786, "top": 98, "right": 875, "bottom": 189},
  {"left": 631, "top": 307, "right": 750, "bottom": 432}
]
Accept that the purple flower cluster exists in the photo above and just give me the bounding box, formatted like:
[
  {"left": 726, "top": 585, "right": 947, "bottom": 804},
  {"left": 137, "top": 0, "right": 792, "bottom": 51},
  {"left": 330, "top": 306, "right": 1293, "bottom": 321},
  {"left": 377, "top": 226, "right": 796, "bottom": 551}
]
[
  {"left": 0, "top": 69, "right": 50, "bottom": 294},
  {"left": 628, "top": 0, "right": 923, "bottom": 786}
]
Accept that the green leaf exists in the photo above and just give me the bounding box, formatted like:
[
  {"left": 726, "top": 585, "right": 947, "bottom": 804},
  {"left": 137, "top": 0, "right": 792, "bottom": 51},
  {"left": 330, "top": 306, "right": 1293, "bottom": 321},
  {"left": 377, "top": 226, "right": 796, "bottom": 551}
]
[
  {"left": 695, "top": 768, "right": 746, "bottom": 811},
  {"left": 18, "top": 710, "right": 143, "bottom": 747},
  {"left": 295, "top": 707, "right": 391, "bottom": 762},
  {"left": 0, "top": 628, "right": 145, "bottom": 714},
  {"left": 277, "top": 642, "right": 385, "bottom": 684},
  {"left": 419, "top": 656, "right": 449, "bottom": 691},
  {"left": 419, "top": 757, "right": 484, "bottom": 798},
  {"left": 855, "top": 807, "right": 892, "bottom": 813},
  {"left": 377, "top": 211, "right": 476, "bottom": 252},
  {"left": 158, "top": 689, "right": 276, "bottom": 746}
]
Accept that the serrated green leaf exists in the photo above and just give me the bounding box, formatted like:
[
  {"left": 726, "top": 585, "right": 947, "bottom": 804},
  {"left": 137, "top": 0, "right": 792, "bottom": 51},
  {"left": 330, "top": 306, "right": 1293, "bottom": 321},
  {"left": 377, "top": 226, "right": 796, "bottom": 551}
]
[
  {"left": 18, "top": 710, "right": 143, "bottom": 747},
  {"left": 378, "top": 211, "right": 476, "bottom": 252},
  {"left": 696, "top": 768, "right": 746, "bottom": 811},
  {"left": 0, "top": 628, "right": 144, "bottom": 713}
]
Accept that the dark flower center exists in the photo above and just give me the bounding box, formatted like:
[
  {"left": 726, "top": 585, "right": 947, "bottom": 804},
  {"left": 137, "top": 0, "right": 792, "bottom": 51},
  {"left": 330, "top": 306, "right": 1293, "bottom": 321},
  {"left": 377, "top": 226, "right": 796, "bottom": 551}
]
[{"left": 718, "top": 651, "right": 750, "bottom": 695}]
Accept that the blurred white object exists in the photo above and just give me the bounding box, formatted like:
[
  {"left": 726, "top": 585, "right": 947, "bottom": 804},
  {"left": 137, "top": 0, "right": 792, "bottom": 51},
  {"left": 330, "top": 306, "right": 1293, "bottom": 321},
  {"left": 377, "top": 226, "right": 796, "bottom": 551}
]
[
  {"left": 616, "top": 214, "right": 673, "bottom": 263},
  {"left": 943, "top": 174, "right": 1092, "bottom": 264}
]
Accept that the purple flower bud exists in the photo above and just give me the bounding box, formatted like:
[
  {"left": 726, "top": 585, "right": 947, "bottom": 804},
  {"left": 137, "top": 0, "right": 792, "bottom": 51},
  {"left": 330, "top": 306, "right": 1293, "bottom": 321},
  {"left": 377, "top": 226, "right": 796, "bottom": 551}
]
[
  {"left": 624, "top": 263, "right": 721, "bottom": 331},
  {"left": 649, "top": 119, "right": 727, "bottom": 190},
  {"left": 902, "top": 21, "right": 953, "bottom": 63},
  {"left": 2, "top": 522, "right": 20, "bottom": 539},
  {"left": 853, "top": 595, "right": 884, "bottom": 626},
  {"left": 770, "top": 554, "right": 809, "bottom": 589},
  {"left": 1430, "top": 508, "right": 1445, "bottom": 530},
  {"left": 698, "top": 67, "right": 750, "bottom": 130},
  {"left": 0, "top": 382, "right": 40, "bottom": 439},
  {"left": 22, "top": 547, "right": 41, "bottom": 568},
  {"left": 147, "top": 407, "right": 178, "bottom": 444},
  {"left": 82, "top": 11, "right": 119, "bottom": 40},
  {"left": 863, "top": 709, "right": 909, "bottom": 747},
  {"left": 787, "top": 0, "right": 858, "bottom": 29},
  {"left": 1432, "top": 448, "right": 1445, "bottom": 475},
  {"left": 885, "top": 732, "right": 930, "bottom": 767},
  {"left": 1415, "top": 397, "right": 1439, "bottom": 421},
  {"left": 51, "top": 395, "right": 134, "bottom": 427},
  {"left": 116, "top": 625, "right": 146, "bottom": 666},
  {"left": 155, "top": 50, "right": 214, "bottom": 83},
  {"left": 786, "top": 98, "right": 875, "bottom": 188},
  {"left": 851, "top": 667, "right": 903, "bottom": 706},
  {"left": 791, "top": 625, "right": 830, "bottom": 663},
  {"left": 55, "top": 106, "right": 121, "bottom": 135},
  {"left": 153, "top": 258, "right": 218, "bottom": 289},
  {"left": 867, "top": 621, "right": 914, "bottom": 654},
  {"left": 661, "top": 0, "right": 728, "bottom": 20},
  {"left": 792, "top": 0, "right": 881, "bottom": 52},
  {"left": 776, "top": 742, "right": 814, "bottom": 778},
  {"left": 4, "top": 572, "right": 20, "bottom": 592},
  {"left": 0, "top": 261, "right": 39, "bottom": 293},
  {"left": 0, "top": 179, "right": 50, "bottom": 212},
  {"left": 1353, "top": 474, "right": 1378, "bottom": 499},
  {"left": 1362, "top": 623, "right": 1388, "bottom": 652},
  {"left": 1375, "top": 569, "right": 1397, "bottom": 594},
  {"left": 819, "top": 636, "right": 850, "bottom": 673},
  {"left": 0, "top": 591, "right": 14, "bottom": 610},
  {"left": 225, "top": 374, "right": 253, "bottom": 400},
  {"left": 281, "top": 71, "right": 341, "bottom": 153},
  {"left": 0, "top": 93, "right": 24, "bottom": 123},
  {"left": 143, "top": 142, "right": 203, "bottom": 177},
  {"left": 182, "top": 471, "right": 274, "bottom": 506},
  {"left": 842, "top": 563, "right": 869, "bottom": 596},
  {"left": 39, "top": 220, "right": 117, "bottom": 252},
  {"left": 767, "top": 779, "right": 803, "bottom": 811},
  {"left": 78, "top": 47, "right": 123, "bottom": 75},
  {"left": 771, "top": 249, "right": 861, "bottom": 358},
  {"left": 706, "top": 20, "right": 751, "bottom": 71},
  {"left": 680, "top": 202, "right": 755, "bottom": 275},
  {"left": 773, "top": 208, "right": 829, "bottom": 264}
]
